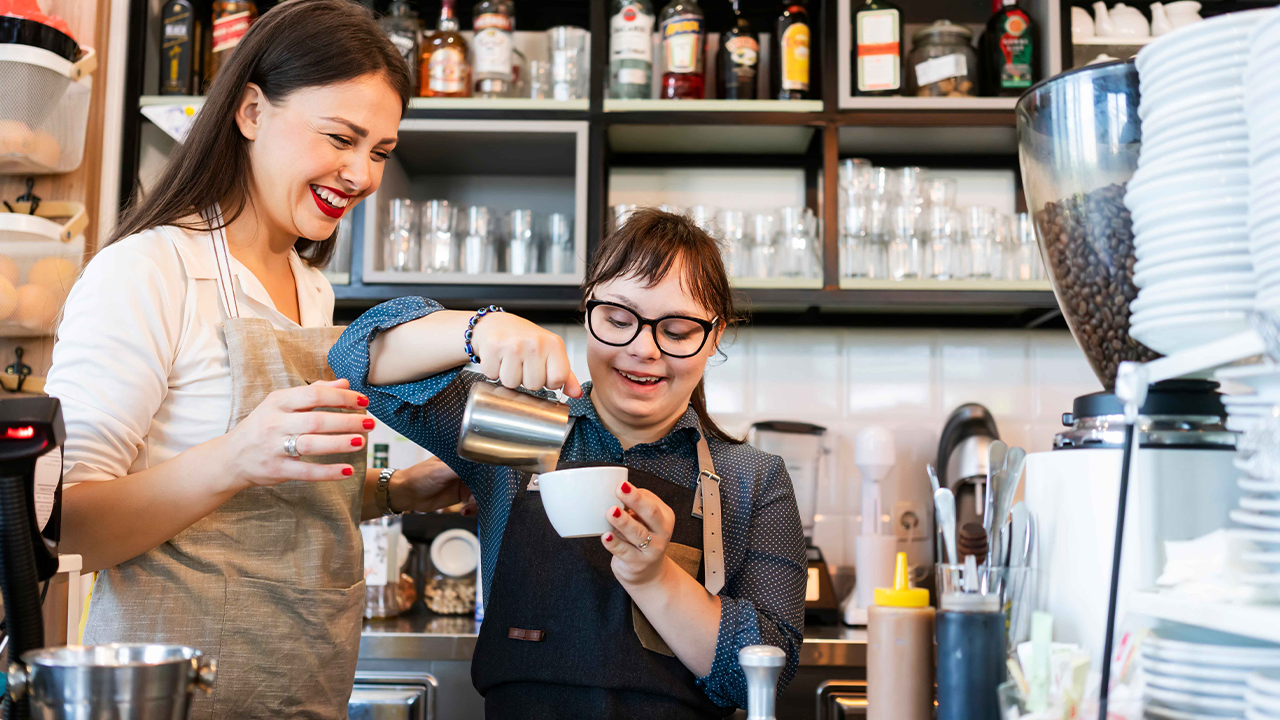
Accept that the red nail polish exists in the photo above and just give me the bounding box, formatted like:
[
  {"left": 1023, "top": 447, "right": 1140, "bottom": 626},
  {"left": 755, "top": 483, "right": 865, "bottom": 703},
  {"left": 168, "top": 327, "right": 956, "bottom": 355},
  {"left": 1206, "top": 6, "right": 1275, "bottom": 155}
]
[
  {"left": 351, "top": 437, "right": 363, "bottom": 447},
  {"left": 612, "top": 507, "right": 622, "bottom": 518},
  {"left": 363, "top": 419, "right": 375, "bottom": 429},
  {"left": 604, "top": 533, "right": 613, "bottom": 542},
  {"left": 342, "top": 467, "right": 354, "bottom": 476},
  {"left": 357, "top": 396, "right": 369, "bottom": 407},
  {"left": 621, "top": 481, "right": 632, "bottom": 494}
]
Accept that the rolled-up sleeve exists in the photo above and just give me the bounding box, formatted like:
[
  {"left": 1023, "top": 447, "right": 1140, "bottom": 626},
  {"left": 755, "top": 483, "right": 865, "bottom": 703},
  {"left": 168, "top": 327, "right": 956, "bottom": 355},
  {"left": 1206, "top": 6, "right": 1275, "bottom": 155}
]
[{"left": 697, "top": 455, "right": 807, "bottom": 709}]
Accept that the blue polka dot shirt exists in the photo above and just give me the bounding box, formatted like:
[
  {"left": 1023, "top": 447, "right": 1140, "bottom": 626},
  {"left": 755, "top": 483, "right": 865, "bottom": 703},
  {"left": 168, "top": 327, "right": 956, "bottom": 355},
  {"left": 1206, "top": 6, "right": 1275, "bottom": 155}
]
[{"left": 329, "top": 297, "right": 807, "bottom": 710}]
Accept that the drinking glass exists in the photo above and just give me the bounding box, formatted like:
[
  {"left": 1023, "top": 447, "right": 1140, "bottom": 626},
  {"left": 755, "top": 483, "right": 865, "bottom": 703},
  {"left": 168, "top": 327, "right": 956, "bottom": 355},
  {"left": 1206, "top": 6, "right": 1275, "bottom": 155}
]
[
  {"left": 778, "top": 206, "right": 819, "bottom": 279},
  {"left": 547, "top": 26, "right": 590, "bottom": 101},
  {"left": 895, "top": 166, "right": 925, "bottom": 208},
  {"left": 840, "top": 201, "right": 868, "bottom": 278},
  {"left": 747, "top": 212, "right": 777, "bottom": 279},
  {"left": 546, "top": 213, "right": 575, "bottom": 275},
  {"left": 611, "top": 204, "right": 638, "bottom": 233},
  {"left": 1007, "top": 212, "right": 1041, "bottom": 281},
  {"left": 924, "top": 205, "right": 954, "bottom": 280},
  {"left": 506, "top": 209, "right": 538, "bottom": 275},
  {"left": 689, "top": 204, "right": 719, "bottom": 238},
  {"left": 420, "top": 200, "right": 457, "bottom": 273},
  {"left": 718, "top": 209, "right": 746, "bottom": 278},
  {"left": 966, "top": 206, "right": 998, "bottom": 279},
  {"left": 989, "top": 212, "right": 1013, "bottom": 281},
  {"left": 461, "top": 205, "right": 492, "bottom": 275},
  {"left": 383, "top": 199, "right": 419, "bottom": 272},
  {"left": 862, "top": 173, "right": 893, "bottom": 279},
  {"left": 839, "top": 158, "right": 874, "bottom": 193},
  {"left": 527, "top": 58, "right": 551, "bottom": 100},
  {"left": 657, "top": 203, "right": 684, "bottom": 216},
  {"left": 926, "top": 178, "right": 958, "bottom": 209},
  {"left": 888, "top": 204, "right": 924, "bottom": 280}
]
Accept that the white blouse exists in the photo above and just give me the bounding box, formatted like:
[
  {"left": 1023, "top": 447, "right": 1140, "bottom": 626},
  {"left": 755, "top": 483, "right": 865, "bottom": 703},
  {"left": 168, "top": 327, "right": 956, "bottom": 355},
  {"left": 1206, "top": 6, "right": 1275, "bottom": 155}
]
[{"left": 45, "top": 223, "right": 335, "bottom": 487}]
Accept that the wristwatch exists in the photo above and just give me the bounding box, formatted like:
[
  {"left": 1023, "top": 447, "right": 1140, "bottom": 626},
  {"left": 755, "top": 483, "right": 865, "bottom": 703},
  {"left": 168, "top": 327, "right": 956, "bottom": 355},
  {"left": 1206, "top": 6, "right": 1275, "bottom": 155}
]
[{"left": 375, "top": 468, "right": 401, "bottom": 516}]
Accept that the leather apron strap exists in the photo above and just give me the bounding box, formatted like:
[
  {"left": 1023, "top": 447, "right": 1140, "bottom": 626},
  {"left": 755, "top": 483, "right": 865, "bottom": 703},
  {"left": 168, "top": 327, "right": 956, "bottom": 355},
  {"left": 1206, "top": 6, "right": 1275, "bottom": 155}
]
[{"left": 693, "top": 436, "right": 725, "bottom": 596}]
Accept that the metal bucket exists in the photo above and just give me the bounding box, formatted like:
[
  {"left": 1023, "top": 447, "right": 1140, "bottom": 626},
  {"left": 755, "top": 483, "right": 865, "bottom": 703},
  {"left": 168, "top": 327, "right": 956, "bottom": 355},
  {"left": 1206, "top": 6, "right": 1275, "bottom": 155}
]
[
  {"left": 12, "top": 644, "right": 215, "bottom": 720},
  {"left": 457, "top": 381, "right": 571, "bottom": 474}
]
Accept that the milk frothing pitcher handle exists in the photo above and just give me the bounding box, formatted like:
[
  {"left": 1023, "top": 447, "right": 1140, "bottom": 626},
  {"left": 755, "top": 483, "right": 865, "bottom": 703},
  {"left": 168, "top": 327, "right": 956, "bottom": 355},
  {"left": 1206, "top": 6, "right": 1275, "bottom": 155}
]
[{"left": 194, "top": 657, "right": 217, "bottom": 693}]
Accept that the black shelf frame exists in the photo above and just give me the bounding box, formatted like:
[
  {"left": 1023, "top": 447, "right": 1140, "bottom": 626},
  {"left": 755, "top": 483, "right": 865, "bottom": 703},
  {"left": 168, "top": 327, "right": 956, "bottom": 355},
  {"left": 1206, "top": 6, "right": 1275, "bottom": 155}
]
[{"left": 117, "top": 0, "right": 1065, "bottom": 328}]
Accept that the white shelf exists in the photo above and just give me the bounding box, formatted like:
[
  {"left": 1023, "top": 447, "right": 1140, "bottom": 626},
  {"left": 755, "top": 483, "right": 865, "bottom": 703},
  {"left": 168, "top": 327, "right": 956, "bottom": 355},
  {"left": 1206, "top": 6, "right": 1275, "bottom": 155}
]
[
  {"left": 139, "top": 95, "right": 204, "bottom": 107},
  {"left": 1073, "top": 37, "right": 1155, "bottom": 46},
  {"left": 603, "top": 99, "right": 823, "bottom": 113},
  {"left": 1130, "top": 591, "right": 1280, "bottom": 645},
  {"left": 731, "top": 277, "right": 823, "bottom": 290},
  {"left": 840, "top": 97, "right": 1019, "bottom": 112},
  {"left": 839, "top": 278, "right": 1052, "bottom": 291},
  {"left": 407, "top": 98, "right": 588, "bottom": 112}
]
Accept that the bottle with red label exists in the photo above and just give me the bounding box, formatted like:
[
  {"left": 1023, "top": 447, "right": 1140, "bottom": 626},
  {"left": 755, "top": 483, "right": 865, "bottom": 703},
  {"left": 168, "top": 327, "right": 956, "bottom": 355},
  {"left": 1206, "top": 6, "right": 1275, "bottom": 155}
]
[
  {"left": 716, "top": 0, "right": 757, "bottom": 99},
  {"left": 980, "top": 0, "right": 1039, "bottom": 96},
  {"left": 208, "top": 0, "right": 255, "bottom": 85},
  {"left": 658, "top": 0, "right": 705, "bottom": 99},
  {"left": 773, "top": 0, "right": 810, "bottom": 100},
  {"left": 852, "top": 0, "right": 903, "bottom": 96},
  {"left": 472, "top": 0, "right": 515, "bottom": 98},
  {"left": 421, "top": 0, "right": 471, "bottom": 97}
]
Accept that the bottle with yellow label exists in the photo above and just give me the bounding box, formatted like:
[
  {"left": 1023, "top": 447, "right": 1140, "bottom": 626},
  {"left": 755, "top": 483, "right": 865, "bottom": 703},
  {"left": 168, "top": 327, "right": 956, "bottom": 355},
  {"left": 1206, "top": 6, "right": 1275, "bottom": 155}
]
[{"left": 773, "top": 0, "right": 810, "bottom": 100}]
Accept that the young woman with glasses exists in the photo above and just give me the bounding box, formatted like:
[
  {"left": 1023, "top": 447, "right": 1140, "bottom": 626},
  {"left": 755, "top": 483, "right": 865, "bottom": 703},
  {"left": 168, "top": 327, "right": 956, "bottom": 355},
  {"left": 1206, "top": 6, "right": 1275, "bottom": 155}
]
[{"left": 329, "top": 207, "right": 806, "bottom": 719}]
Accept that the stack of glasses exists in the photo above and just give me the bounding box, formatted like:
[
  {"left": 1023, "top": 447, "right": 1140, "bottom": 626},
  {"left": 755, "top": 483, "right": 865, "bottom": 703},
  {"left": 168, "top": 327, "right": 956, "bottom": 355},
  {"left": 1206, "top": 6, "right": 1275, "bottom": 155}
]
[
  {"left": 838, "top": 159, "right": 1045, "bottom": 282},
  {"left": 611, "top": 203, "right": 822, "bottom": 281},
  {"left": 383, "top": 199, "right": 576, "bottom": 276}
]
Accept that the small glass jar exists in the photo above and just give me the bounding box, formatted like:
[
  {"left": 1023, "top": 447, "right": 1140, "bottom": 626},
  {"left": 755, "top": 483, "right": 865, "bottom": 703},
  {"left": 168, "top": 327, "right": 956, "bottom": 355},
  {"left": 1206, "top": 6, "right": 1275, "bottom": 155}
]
[{"left": 905, "top": 21, "right": 978, "bottom": 98}]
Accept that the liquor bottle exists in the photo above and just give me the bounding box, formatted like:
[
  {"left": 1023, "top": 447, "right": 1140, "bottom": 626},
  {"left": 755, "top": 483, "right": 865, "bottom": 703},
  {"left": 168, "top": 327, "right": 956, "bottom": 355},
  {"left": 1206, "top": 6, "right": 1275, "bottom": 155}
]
[
  {"left": 658, "top": 0, "right": 705, "bottom": 99},
  {"left": 208, "top": 0, "right": 255, "bottom": 85},
  {"left": 717, "top": 0, "right": 757, "bottom": 100},
  {"left": 160, "top": 0, "right": 203, "bottom": 95},
  {"left": 773, "top": 0, "right": 810, "bottom": 100},
  {"left": 372, "top": 444, "right": 390, "bottom": 469},
  {"left": 472, "top": 0, "right": 515, "bottom": 98},
  {"left": 379, "top": 0, "right": 421, "bottom": 95},
  {"left": 852, "top": 0, "right": 903, "bottom": 96},
  {"left": 610, "top": 0, "right": 656, "bottom": 99},
  {"left": 980, "top": 0, "right": 1039, "bottom": 96},
  {"left": 421, "top": 0, "right": 471, "bottom": 97}
]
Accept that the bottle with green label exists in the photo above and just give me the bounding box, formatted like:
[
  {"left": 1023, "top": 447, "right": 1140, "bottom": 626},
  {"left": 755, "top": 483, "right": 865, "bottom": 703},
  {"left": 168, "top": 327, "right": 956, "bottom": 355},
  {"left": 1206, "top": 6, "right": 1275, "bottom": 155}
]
[
  {"left": 980, "top": 0, "right": 1039, "bottom": 96},
  {"left": 611, "top": 0, "right": 656, "bottom": 99},
  {"left": 852, "top": 0, "right": 904, "bottom": 96}
]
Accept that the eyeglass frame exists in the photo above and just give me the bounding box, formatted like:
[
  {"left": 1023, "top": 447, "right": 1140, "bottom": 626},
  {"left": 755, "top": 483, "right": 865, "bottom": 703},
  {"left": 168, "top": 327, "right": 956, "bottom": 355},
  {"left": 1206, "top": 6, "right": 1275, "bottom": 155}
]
[{"left": 584, "top": 299, "right": 720, "bottom": 359}]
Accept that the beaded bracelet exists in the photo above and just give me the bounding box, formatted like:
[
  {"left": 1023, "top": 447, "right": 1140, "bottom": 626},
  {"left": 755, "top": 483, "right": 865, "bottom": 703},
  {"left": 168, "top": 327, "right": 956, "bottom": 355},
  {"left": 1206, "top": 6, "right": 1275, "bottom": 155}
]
[{"left": 464, "top": 305, "right": 504, "bottom": 365}]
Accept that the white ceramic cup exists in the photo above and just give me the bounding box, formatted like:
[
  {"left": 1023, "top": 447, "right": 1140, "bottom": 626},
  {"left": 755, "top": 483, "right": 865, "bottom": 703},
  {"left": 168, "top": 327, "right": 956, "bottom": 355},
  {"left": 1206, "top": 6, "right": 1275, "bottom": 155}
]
[{"left": 539, "top": 466, "right": 630, "bottom": 538}]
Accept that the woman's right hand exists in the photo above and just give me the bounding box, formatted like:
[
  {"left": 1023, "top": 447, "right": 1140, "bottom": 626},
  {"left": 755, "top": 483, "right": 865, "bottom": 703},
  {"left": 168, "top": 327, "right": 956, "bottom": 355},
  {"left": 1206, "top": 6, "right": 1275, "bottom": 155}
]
[
  {"left": 222, "top": 378, "right": 373, "bottom": 489},
  {"left": 470, "top": 312, "right": 583, "bottom": 397}
]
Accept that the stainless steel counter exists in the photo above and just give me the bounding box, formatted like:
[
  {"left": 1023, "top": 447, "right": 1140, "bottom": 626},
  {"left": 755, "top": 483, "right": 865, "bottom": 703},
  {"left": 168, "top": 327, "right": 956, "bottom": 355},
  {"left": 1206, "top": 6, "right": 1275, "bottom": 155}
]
[{"left": 361, "top": 611, "right": 867, "bottom": 667}]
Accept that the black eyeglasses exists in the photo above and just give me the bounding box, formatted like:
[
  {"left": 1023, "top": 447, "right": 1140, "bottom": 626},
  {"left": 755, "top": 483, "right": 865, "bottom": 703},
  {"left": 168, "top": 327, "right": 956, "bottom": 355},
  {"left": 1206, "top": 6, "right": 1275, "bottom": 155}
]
[{"left": 585, "top": 300, "right": 719, "bottom": 359}]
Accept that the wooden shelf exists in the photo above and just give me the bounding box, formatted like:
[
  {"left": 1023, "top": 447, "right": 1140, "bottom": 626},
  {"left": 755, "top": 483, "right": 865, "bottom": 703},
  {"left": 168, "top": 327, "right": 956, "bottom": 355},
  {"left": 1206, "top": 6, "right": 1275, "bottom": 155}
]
[
  {"left": 603, "top": 99, "right": 824, "bottom": 114},
  {"left": 840, "top": 97, "right": 1018, "bottom": 113},
  {"left": 1130, "top": 591, "right": 1280, "bottom": 646}
]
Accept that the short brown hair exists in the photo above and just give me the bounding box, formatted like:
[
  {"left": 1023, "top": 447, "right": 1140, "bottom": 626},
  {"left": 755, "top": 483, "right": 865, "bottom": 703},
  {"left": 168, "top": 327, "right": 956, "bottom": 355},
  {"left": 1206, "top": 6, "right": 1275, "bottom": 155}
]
[{"left": 583, "top": 208, "right": 745, "bottom": 444}]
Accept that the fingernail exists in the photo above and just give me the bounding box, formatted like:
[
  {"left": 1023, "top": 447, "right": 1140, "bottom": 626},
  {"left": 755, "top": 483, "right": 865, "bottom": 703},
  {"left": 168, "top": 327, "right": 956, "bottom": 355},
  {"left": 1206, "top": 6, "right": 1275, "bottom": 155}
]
[
  {"left": 604, "top": 533, "right": 613, "bottom": 542},
  {"left": 621, "top": 481, "right": 632, "bottom": 494},
  {"left": 357, "top": 396, "right": 369, "bottom": 407},
  {"left": 363, "top": 419, "right": 375, "bottom": 429},
  {"left": 342, "top": 467, "right": 354, "bottom": 476},
  {"left": 351, "top": 437, "right": 363, "bottom": 447},
  {"left": 612, "top": 507, "right": 622, "bottom": 518}
]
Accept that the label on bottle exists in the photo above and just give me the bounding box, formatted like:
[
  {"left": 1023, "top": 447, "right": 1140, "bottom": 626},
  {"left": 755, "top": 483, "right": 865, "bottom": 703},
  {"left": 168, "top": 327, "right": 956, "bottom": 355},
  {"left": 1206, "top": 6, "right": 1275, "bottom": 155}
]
[
  {"left": 474, "top": 24, "right": 513, "bottom": 77},
  {"left": 388, "top": 30, "right": 418, "bottom": 73},
  {"left": 428, "top": 47, "right": 467, "bottom": 93},
  {"left": 161, "top": 1, "right": 194, "bottom": 94},
  {"left": 998, "top": 9, "right": 1034, "bottom": 90},
  {"left": 856, "top": 9, "right": 900, "bottom": 91},
  {"left": 212, "top": 10, "right": 252, "bottom": 54},
  {"left": 726, "top": 34, "right": 759, "bottom": 69},
  {"left": 611, "top": 3, "right": 654, "bottom": 63},
  {"left": 914, "top": 52, "right": 967, "bottom": 87},
  {"left": 661, "top": 13, "right": 703, "bottom": 74},
  {"left": 616, "top": 67, "right": 649, "bottom": 85},
  {"left": 781, "top": 22, "right": 810, "bottom": 90}
]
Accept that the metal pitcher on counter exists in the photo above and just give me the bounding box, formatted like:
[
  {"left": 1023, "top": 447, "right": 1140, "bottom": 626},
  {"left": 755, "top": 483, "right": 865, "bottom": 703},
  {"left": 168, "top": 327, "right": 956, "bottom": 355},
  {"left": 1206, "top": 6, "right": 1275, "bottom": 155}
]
[{"left": 457, "top": 380, "right": 573, "bottom": 474}]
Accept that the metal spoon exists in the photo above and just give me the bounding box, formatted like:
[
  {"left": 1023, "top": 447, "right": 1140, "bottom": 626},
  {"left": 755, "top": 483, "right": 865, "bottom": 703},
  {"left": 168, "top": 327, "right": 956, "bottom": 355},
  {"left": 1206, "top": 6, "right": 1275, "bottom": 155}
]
[
  {"left": 927, "top": 462, "right": 941, "bottom": 495},
  {"left": 935, "top": 487, "right": 958, "bottom": 567},
  {"left": 984, "top": 440, "right": 1008, "bottom": 567},
  {"left": 1009, "top": 502, "right": 1031, "bottom": 567}
]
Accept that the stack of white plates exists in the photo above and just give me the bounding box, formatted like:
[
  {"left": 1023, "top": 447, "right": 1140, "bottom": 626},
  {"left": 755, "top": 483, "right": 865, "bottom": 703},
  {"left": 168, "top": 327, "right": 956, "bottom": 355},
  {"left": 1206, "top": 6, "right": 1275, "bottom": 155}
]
[
  {"left": 1215, "top": 363, "right": 1280, "bottom": 583},
  {"left": 1143, "top": 634, "right": 1280, "bottom": 719},
  {"left": 1247, "top": 11, "right": 1280, "bottom": 313},
  {"left": 1248, "top": 670, "right": 1280, "bottom": 719},
  {"left": 1128, "top": 12, "right": 1266, "bottom": 353}
]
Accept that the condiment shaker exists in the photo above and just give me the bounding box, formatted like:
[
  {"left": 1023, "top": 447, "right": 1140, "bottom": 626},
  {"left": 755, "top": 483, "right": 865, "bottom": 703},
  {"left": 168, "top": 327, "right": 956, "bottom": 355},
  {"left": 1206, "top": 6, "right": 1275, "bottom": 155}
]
[
  {"left": 739, "top": 645, "right": 786, "bottom": 720},
  {"left": 867, "top": 552, "right": 934, "bottom": 720},
  {"left": 936, "top": 591, "right": 1006, "bottom": 720}
]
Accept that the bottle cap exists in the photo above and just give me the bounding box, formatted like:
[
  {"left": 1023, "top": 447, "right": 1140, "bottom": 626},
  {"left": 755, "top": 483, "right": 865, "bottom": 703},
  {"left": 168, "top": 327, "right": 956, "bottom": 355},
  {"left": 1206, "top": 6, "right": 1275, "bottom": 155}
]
[{"left": 873, "top": 552, "right": 930, "bottom": 608}]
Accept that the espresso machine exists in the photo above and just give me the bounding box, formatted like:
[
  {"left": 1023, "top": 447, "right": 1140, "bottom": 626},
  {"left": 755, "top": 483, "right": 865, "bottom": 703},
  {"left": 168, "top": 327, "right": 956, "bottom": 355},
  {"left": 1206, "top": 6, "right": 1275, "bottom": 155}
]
[
  {"left": 748, "top": 421, "right": 840, "bottom": 625},
  {"left": 0, "top": 396, "right": 214, "bottom": 719}
]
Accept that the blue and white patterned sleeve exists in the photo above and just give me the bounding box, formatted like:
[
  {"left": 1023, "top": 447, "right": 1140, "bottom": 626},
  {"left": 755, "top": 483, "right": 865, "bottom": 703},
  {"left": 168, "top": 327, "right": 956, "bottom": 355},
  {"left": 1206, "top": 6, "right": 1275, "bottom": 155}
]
[
  {"left": 327, "top": 297, "right": 494, "bottom": 496},
  {"left": 697, "top": 455, "right": 807, "bottom": 709}
]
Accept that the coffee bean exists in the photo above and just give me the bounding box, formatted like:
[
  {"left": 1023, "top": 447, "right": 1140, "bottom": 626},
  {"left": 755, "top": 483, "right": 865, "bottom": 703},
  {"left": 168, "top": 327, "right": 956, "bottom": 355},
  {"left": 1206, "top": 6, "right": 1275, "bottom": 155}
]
[{"left": 1035, "top": 183, "right": 1160, "bottom": 390}]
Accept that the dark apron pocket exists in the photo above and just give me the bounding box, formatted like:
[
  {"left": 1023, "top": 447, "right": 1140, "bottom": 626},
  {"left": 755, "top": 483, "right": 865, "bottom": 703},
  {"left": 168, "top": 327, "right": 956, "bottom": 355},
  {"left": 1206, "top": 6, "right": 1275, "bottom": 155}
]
[
  {"left": 633, "top": 543, "right": 703, "bottom": 656},
  {"left": 214, "top": 576, "right": 364, "bottom": 720}
]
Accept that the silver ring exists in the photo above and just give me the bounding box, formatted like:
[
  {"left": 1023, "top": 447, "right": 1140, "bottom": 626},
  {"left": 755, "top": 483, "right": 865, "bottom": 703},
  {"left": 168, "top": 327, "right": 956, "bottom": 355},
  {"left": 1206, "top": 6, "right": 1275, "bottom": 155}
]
[
  {"left": 637, "top": 534, "right": 652, "bottom": 551},
  {"left": 284, "top": 434, "right": 301, "bottom": 458}
]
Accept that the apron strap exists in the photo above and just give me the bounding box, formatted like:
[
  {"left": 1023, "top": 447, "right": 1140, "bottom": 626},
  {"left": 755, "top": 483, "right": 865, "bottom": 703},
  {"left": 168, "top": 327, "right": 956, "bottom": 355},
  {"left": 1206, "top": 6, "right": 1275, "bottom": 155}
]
[
  {"left": 205, "top": 206, "right": 241, "bottom": 320},
  {"left": 694, "top": 435, "right": 724, "bottom": 596}
]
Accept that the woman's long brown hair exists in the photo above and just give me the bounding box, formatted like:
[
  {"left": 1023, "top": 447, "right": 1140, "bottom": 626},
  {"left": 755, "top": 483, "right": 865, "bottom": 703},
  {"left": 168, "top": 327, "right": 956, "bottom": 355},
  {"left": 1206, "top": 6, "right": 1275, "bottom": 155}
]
[
  {"left": 582, "top": 207, "right": 746, "bottom": 444},
  {"left": 107, "top": 0, "right": 411, "bottom": 267}
]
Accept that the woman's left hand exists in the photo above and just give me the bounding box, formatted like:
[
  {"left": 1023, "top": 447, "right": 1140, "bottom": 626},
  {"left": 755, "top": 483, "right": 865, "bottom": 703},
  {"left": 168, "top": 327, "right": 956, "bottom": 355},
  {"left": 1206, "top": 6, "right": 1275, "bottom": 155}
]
[
  {"left": 392, "top": 457, "right": 476, "bottom": 515},
  {"left": 602, "top": 480, "right": 676, "bottom": 588}
]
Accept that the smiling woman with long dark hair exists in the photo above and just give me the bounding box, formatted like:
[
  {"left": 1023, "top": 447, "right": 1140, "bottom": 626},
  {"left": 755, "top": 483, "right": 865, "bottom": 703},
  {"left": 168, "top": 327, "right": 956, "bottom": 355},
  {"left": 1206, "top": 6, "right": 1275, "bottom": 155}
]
[{"left": 43, "top": 2, "right": 472, "bottom": 717}]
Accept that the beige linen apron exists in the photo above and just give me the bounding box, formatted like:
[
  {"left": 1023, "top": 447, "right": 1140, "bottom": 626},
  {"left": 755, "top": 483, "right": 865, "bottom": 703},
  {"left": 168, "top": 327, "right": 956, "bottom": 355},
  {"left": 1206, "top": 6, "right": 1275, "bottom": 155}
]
[{"left": 83, "top": 223, "right": 366, "bottom": 720}]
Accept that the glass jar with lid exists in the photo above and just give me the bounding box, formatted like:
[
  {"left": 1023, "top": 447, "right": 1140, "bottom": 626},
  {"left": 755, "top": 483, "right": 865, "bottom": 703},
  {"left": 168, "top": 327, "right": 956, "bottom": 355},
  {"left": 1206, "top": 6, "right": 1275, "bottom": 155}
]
[{"left": 905, "top": 20, "right": 977, "bottom": 97}]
